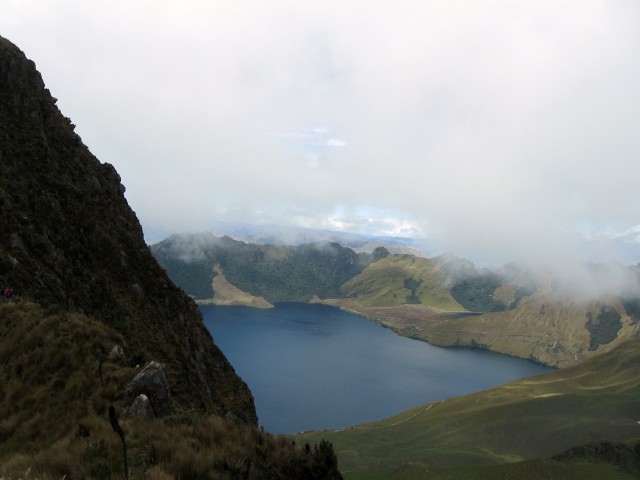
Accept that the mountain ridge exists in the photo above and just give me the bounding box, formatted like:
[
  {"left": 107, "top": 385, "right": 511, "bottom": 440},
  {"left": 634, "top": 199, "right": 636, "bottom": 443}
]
[
  {"left": 0, "top": 35, "right": 254, "bottom": 423},
  {"left": 0, "top": 35, "right": 342, "bottom": 478},
  {"left": 151, "top": 232, "right": 388, "bottom": 303}
]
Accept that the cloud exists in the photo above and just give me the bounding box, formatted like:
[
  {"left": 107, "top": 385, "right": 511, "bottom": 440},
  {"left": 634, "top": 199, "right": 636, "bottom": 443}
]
[{"left": 3, "top": 0, "right": 640, "bottom": 272}]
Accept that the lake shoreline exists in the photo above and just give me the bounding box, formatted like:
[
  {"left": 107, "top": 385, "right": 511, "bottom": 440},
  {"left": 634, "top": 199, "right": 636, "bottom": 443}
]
[
  {"left": 201, "top": 303, "right": 552, "bottom": 434},
  {"left": 204, "top": 297, "right": 560, "bottom": 368}
]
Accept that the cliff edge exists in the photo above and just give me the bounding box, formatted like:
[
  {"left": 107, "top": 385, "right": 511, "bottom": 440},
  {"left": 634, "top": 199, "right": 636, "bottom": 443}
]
[{"left": 0, "top": 35, "right": 256, "bottom": 424}]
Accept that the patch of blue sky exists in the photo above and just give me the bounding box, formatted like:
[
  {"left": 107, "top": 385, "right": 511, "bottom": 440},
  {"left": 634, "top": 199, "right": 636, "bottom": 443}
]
[{"left": 256, "top": 124, "right": 348, "bottom": 168}]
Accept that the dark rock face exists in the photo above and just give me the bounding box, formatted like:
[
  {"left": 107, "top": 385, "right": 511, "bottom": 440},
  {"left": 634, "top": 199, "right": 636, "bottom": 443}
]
[
  {"left": 126, "top": 361, "right": 172, "bottom": 417},
  {"left": 0, "top": 36, "right": 256, "bottom": 424}
]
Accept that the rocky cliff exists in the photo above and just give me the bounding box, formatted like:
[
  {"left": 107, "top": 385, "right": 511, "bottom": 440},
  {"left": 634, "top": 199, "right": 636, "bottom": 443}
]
[{"left": 0, "top": 35, "right": 256, "bottom": 424}]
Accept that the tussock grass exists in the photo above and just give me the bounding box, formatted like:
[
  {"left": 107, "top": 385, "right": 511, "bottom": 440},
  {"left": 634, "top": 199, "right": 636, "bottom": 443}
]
[
  {"left": 2, "top": 415, "right": 341, "bottom": 479},
  {"left": 0, "top": 301, "right": 128, "bottom": 455},
  {"left": 0, "top": 468, "right": 65, "bottom": 480},
  {"left": 0, "top": 301, "right": 342, "bottom": 479}
]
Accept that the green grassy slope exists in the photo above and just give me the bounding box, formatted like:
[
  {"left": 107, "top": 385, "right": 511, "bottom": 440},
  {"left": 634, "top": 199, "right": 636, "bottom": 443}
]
[
  {"left": 298, "top": 338, "right": 640, "bottom": 477},
  {"left": 341, "top": 254, "right": 467, "bottom": 311},
  {"left": 359, "top": 452, "right": 640, "bottom": 480}
]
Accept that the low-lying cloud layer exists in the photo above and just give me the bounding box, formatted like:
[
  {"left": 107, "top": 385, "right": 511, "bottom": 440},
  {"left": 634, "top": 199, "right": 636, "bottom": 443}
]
[{"left": 3, "top": 1, "right": 640, "bottom": 271}]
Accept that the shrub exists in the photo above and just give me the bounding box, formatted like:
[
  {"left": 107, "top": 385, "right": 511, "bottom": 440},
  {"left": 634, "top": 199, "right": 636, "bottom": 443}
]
[{"left": 586, "top": 304, "right": 622, "bottom": 351}]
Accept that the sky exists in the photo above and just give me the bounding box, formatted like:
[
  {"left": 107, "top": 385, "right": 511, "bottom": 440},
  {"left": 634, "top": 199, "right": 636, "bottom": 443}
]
[{"left": 3, "top": 0, "right": 640, "bottom": 269}]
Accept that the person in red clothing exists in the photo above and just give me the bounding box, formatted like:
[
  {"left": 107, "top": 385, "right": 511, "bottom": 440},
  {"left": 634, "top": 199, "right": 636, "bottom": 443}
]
[{"left": 2, "top": 287, "right": 14, "bottom": 303}]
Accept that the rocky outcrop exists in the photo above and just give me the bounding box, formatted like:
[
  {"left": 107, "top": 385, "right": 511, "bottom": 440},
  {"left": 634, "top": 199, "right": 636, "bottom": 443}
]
[
  {"left": 126, "top": 361, "right": 172, "bottom": 418},
  {"left": 108, "top": 344, "right": 126, "bottom": 363},
  {"left": 0, "top": 35, "right": 256, "bottom": 424},
  {"left": 127, "top": 394, "right": 155, "bottom": 420}
]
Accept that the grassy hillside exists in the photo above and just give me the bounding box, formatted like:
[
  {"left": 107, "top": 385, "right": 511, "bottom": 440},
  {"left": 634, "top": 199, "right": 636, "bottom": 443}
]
[
  {"left": 345, "top": 449, "right": 640, "bottom": 479},
  {"left": 298, "top": 338, "right": 640, "bottom": 478},
  {"left": 0, "top": 301, "right": 342, "bottom": 479},
  {"left": 340, "top": 254, "right": 467, "bottom": 311},
  {"left": 332, "top": 254, "right": 640, "bottom": 367}
]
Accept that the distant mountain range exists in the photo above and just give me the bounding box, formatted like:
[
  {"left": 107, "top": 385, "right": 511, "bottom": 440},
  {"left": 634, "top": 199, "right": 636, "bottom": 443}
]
[
  {"left": 206, "top": 220, "right": 427, "bottom": 255},
  {"left": 151, "top": 232, "right": 389, "bottom": 303}
]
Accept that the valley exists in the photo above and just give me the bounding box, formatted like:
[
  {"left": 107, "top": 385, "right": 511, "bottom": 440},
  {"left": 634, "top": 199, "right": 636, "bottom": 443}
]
[
  {"left": 201, "top": 303, "right": 551, "bottom": 434},
  {"left": 154, "top": 232, "right": 640, "bottom": 478},
  {"left": 153, "top": 234, "right": 640, "bottom": 368}
]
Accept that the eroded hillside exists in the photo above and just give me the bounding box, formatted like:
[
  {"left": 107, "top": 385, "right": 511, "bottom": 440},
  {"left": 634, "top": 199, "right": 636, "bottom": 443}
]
[{"left": 0, "top": 35, "right": 254, "bottom": 423}]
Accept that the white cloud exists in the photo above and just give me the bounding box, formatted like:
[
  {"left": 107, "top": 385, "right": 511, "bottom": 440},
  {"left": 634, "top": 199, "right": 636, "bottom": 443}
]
[
  {"left": 326, "top": 138, "right": 347, "bottom": 147},
  {"left": 3, "top": 0, "right": 640, "bottom": 270}
]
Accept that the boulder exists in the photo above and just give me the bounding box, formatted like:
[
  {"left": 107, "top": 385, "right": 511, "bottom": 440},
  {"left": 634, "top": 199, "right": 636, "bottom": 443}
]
[
  {"left": 127, "top": 393, "right": 154, "bottom": 420},
  {"left": 125, "top": 361, "right": 171, "bottom": 417},
  {"left": 108, "top": 344, "right": 126, "bottom": 362}
]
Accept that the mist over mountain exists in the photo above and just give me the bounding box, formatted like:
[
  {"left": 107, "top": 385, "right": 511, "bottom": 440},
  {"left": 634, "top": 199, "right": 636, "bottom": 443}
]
[
  {"left": 152, "top": 232, "right": 389, "bottom": 303},
  {"left": 154, "top": 229, "right": 640, "bottom": 368},
  {"left": 206, "top": 220, "right": 426, "bottom": 255}
]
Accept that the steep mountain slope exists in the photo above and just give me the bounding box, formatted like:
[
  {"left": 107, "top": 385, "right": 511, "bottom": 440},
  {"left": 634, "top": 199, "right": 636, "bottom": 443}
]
[
  {"left": 0, "top": 35, "right": 254, "bottom": 423},
  {"left": 0, "top": 35, "right": 343, "bottom": 479}
]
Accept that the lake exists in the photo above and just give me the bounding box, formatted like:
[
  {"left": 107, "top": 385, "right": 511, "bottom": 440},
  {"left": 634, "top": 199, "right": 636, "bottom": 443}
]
[{"left": 201, "top": 303, "right": 552, "bottom": 434}]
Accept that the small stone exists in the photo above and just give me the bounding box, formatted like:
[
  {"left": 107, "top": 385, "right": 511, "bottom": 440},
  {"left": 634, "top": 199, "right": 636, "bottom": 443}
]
[
  {"left": 108, "top": 344, "right": 125, "bottom": 362},
  {"left": 127, "top": 394, "right": 154, "bottom": 420}
]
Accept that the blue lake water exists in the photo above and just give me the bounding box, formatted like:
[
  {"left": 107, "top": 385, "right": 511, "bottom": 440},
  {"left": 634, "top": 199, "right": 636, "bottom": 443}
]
[{"left": 201, "top": 303, "right": 552, "bottom": 434}]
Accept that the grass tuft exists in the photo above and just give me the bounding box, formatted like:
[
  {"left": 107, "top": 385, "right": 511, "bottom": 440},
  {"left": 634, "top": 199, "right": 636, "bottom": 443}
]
[{"left": 0, "top": 300, "right": 343, "bottom": 479}]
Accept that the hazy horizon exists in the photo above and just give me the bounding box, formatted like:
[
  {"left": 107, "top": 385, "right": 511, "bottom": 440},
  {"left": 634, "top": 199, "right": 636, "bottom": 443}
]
[{"left": 3, "top": 1, "right": 640, "bottom": 270}]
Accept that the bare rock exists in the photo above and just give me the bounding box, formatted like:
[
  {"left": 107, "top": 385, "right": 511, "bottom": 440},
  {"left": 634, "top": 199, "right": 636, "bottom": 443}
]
[
  {"left": 108, "top": 344, "right": 126, "bottom": 363},
  {"left": 127, "top": 393, "right": 154, "bottom": 420},
  {"left": 125, "top": 361, "right": 171, "bottom": 417}
]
